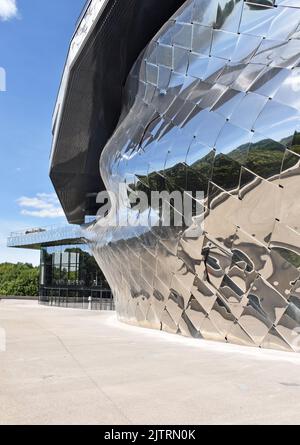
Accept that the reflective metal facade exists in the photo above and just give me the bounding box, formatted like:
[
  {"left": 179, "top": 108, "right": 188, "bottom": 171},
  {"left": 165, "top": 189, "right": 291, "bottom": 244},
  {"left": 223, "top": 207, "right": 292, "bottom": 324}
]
[{"left": 82, "top": 0, "right": 300, "bottom": 352}]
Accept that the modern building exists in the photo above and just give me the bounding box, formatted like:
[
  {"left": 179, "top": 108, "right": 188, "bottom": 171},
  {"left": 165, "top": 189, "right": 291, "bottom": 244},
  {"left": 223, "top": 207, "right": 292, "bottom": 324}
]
[
  {"left": 7, "top": 225, "right": 113, "bottom": 310},
  {"left": 10, "top": 0, "right": 300, "bottom": 351}
]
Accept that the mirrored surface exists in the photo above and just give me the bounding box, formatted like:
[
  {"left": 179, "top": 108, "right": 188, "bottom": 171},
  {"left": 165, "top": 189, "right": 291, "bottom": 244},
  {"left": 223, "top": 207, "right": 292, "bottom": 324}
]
[{"left": 83, "top": 0, "right": 300, "bottom": 352}]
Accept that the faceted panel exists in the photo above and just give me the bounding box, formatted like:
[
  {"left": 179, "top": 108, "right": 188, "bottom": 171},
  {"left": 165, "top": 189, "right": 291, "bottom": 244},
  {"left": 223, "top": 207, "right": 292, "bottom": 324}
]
[
  {"left": 85, "top": 0, "right": 300, "bottom": 353},
  {"left": 209, "top": 296, "right": 236, "bottom": 338},
  {"left": 185, "top": 296, "right": 207, "bottom": 331}
]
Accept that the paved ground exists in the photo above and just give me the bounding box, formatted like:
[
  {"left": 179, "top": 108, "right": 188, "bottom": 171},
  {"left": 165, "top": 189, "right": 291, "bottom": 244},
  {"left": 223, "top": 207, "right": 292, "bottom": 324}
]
[{"left": 1, "top": 300, "right": 300, "bottom": 425}]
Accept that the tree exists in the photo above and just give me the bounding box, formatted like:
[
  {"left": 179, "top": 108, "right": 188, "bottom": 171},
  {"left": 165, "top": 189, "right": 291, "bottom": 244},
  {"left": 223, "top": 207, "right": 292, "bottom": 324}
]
[{"left": 0, "top": 263, "right": 40, "bottom": 296}]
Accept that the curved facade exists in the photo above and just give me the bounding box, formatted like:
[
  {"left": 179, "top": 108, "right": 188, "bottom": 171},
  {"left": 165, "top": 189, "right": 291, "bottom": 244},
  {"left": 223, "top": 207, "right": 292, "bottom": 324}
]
[
  {"left": 50, "top": 0, "right": 185, "bottom": 224},
  {"left": 55, "top": 0, "right": 300, "bottom": 352}
]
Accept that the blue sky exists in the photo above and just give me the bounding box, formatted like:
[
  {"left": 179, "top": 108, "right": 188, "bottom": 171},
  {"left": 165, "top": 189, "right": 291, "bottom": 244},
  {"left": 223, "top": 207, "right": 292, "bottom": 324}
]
[{"left": 0, "top": 0, "right": 85, "bottom": 265}]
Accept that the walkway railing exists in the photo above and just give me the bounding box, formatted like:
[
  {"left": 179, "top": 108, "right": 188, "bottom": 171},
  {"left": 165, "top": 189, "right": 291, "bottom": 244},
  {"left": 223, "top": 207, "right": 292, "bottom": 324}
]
[
  {"left": 7, "top": 224, "right": 85, "bottom": 248},
  {"left": 39, "top": 288, "right": 115, "bottom": 311}
]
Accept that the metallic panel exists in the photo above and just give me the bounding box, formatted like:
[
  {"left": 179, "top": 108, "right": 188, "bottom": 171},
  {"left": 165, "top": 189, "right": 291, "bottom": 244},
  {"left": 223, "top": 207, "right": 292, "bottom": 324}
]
[{"left": 57, "top": 0, "right": 300, "bottom": 352}]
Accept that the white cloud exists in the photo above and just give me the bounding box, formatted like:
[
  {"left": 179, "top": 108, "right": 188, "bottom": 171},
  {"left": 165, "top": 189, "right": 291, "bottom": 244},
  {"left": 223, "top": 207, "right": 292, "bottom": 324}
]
[
  {"left": 17, "top": 193, "right": 65, "bottom": 219},
  {"left": 0, "top": 0, "right": 18, "bottom": 21}
]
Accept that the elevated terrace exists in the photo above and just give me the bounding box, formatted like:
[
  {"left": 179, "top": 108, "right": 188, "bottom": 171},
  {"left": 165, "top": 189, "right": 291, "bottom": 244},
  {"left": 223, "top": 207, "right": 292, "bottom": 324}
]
[{"left": 7, "top": 224, "right": 86, "bottom": 250}]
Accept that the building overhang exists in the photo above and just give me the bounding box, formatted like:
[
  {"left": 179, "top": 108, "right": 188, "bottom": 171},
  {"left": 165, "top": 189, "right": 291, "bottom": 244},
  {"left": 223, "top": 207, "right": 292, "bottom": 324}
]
[
  {"left": 7, "top": 225, "right": 86, "bottom": 250},
  {"left": 50, "top": 0, "right": 185, "bottom": 224}
]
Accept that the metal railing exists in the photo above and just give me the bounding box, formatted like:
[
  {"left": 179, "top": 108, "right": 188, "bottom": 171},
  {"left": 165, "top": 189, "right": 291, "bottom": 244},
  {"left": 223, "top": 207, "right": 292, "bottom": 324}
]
[
  {"left": 39, "top": 288, "right": 115, "bottom": 311},
  {"left": 7, "top": 224, "right": 85, "bottom": 248},
  {"left": 9, "top": 223, "right": 71, "bottom": 239},
  {"left": 9, "top": 218, "right": 95, "bottom": 240}
]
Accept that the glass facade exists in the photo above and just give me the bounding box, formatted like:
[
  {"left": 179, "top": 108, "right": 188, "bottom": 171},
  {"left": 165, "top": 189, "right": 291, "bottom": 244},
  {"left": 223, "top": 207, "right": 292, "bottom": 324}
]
[
  {"left": 40, "top": 244, "right": 108, "bottom": 288},
  {"left": 7, "top": 224, "right": 114, "bottom": 310},
  {"left": 39, "top": 244, "right": 113, "bottom": 310}
]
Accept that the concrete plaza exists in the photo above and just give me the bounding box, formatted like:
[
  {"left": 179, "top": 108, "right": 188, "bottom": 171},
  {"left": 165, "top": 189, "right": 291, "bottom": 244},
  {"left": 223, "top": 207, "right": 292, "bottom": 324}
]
[{"left": 1, "top": 299, "right": 300, "bottom": 425}]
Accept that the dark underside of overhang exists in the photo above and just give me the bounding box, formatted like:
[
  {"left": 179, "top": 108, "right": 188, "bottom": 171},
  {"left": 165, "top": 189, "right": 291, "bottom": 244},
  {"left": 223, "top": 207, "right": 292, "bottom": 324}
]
[{"left": 50, "top": 0, "right": 185, "bottom": 224}]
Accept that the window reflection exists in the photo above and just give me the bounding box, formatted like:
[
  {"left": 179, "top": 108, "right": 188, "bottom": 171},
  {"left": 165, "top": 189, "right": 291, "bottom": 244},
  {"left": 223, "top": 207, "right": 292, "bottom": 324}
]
[{"left": 40, "top": 244, "right": 109, "bottom": 289}]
